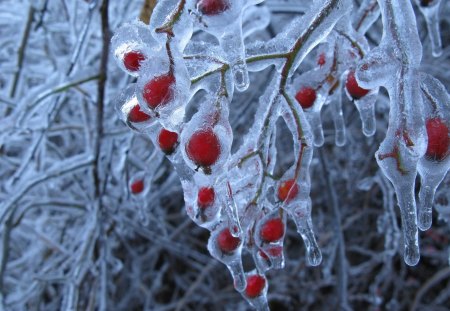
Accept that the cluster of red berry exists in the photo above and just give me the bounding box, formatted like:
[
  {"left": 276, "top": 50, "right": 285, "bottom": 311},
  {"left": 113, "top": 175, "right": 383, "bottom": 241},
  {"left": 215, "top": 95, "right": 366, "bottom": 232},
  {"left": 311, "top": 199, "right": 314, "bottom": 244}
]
[{"left": 113, "top": 0, "right": 450, "bottom": 307}]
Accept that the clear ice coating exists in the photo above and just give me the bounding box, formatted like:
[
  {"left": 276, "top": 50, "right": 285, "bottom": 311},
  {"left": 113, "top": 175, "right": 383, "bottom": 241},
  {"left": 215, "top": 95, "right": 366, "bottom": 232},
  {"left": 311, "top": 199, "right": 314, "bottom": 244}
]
[
  {"left": 106, "top": 0, "right": 448, "bottom": 309},
  {"left": 186, "top": 0, "right": 264, "bottom": 92},
  {"left": 416, "top": 73, "right": 450, "bottom": 230},
  {"left": 358, "top": 0, "right": 425, "bottom": 266},
  {"left": 207, "top": 224, "right": 246, "bottom": 291},
  {"left": 352, "top": 0, "right": 381, "bottom": 34},
  {"left": 413, "top": 0, "right": 444, "bottom": 57}
]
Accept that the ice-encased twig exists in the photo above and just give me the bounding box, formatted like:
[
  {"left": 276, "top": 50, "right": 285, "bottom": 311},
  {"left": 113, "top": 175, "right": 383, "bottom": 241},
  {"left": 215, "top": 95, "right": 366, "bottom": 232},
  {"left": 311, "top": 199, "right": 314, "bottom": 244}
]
[{"left": 358, "top": 0, "right": 425, "bottom": 266}]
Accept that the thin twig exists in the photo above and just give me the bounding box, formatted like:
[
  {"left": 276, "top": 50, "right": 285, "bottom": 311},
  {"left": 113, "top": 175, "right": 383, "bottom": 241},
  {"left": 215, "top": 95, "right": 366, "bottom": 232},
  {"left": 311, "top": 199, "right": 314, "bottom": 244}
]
[
  {"left": 10, "top": 5, "right": 34, "bottom": 98},
  {"left": 318, "top": 148, "right": 351, "bottom": 311},
  {"left": 411, "top": 267, "right": 450, "bottom": 311}
]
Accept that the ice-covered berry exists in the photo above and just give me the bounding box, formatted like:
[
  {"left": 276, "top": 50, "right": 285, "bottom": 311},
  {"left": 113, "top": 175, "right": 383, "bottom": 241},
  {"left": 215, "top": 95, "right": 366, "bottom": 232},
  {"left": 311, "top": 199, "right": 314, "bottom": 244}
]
[
  {"left": 425, "top": 117, "right": 449, "bottom": 161},
  {"left": 245, "top": 274, "right": 266, "bottom": 299},
  {"left": 197, "top": 0, "right": 230, "bottom": 16},
  {"left": 217, "top": 227, "right": 240, "bottom": 253},
  {"left": 130, "top": 179, "right": 144, "bottom": 194},
  {"left": 346, "top": 70, "right": 370, "bottom": 100},
  {"left": 295, "top": 87, "right": 317, "bottom": 109},
  {"left": 277, "top": 179, "right": 299, "bottom": 202},
  {"left": 158, "top": 129, "right": 179, "bottom": 155},
  {"left": 186, "top": 128, "right": 221, "bottom": 169},
  {"left": 197, "top": 187, "right": 215, "bottom": 209},
  {"left": 317, "top": 53, "right": 326, "bottom": 67},
  {"left": 128, "top": 103, "right": 151, "bottom": 123},
  {"left": 123, "top": 51, "right": 145, "bottom": 72},
  {"left": 143, "top": 73, "right": 175, "bottom": 109},
  {"left": 260, "top": 218, "right": 285, "bottom": 243}
]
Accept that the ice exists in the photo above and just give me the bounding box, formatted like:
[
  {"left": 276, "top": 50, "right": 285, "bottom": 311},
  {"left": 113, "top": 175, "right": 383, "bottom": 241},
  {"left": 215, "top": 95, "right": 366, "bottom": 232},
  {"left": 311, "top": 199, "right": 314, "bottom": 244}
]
[
  {"left": 356, "top": 0, "right": 425, "bottom": 266},
  {"left": 115, "top": 84, "right": 155, "bottom": 133},
  {"left": 376, "top": 173, "right": 401, "bottom": 257},
  {"left": 111, "top": 21, "right": 162, "bottom": 77},
  {"left": 290, "top": 205, "right": 323, "bottom": 266},
  {"left": 280, "top": 0, "right": 352, "bottom": 77},
  {"left": 180, "top": 95, "right": 232, "bottom": 175},
  {"left": 254, "top": 210, "right": 286, "bottom": 269},
  {"left": 150, "top": 0, "right": 194, "bottom": 51},
  {"left": 207, "top": 224, "right": 246, "bottom": 291},
  {"left": 416, "top": 73, "right": 450, "bottom": 230},
  {"left": 184, "top": 41, "right": 227, "bottom": 87},
  {"left": 352, "top": 92, "right": 377, "bottom": 137},
  {"left": 220, "top": 23, "right": 250, "bottom": 92},
  {"left": 332, "top": 16, "right": 379, "bottom": 138},
  {"left": 330, "top": 85, "right": 346, "bottom": 146},
  {"left": 221, "top": 181, "right": 243, "bottom": 237},
  {"left": 374, "top": 74, "right": 424, "bottom": 266},
  {"left": 352, "top": 0, "right": 381, "bottom": 34},
  {"left": 242, "top": 5, "right": 271, "bottom": 40},
  {"left": 241, "top": 271, "right": 269, "bottom": 311},
  {"left": 413, "top": 0, "right": 443, "bottom": 57},
  {"left": 287, "top": 10, "right": 379, "bottom": 146},
  {"left": 186, "top": 0, "right": 264, "bottom": 92},
  {"left": 136, "top": 54, "right": 190, "bottom": 131},
  {"left": 245, "top": 0, "right": 351, "bottom": 74}
]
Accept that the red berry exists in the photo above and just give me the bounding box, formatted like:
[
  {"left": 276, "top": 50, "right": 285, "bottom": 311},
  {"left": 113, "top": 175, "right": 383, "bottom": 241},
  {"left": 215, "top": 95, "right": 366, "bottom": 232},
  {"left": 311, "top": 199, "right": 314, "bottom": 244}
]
[
  {"left": 258, "top": 250, "right": 269, "bottom": 260},
  {"left": 425, "top": 117, "right": 449, "bottom": 161},
  {"left": 143, "top": 73, "right": 175, "bottom": 109},
  {"left": 317, "top": 53, "right": 326, "bottom": 67},
  {"left": 277, "top": 179, "right": 299, "bottom": 202},
  {"left": 266, "top": 246, "right": 283, "bottom": 257},
  {"left": 259, "top": 247, "right": 283, "bottom": 261},
  {"left": 123, "top": 51, "right": 145, "bottom": 72},
  {"left": 186, "top": 129, "right": 221, "bottom": 168},
  {"left": 197, "top": 187, "right": 215, "bottom": 209},
  {"left": 130, "top": 179, "right": 144, "bottom": 194},
  {"left": 245, "top": 275, "right": 266, "bottom": 299},
  {"left": 345, "top": 70, "right": 370, "bottom": 100},
  {"left": 128, "top": 103, "right": 151, "bottom": 123},
  {"left": 260, "top": 218, "right": 285, "bottom": 243},
  {"left": 295, "top": 87, "right": 316, "bottom": 109},
  {"left": 158, "top": 129, "right": 179, "bottom": 155},
  {"left": 217, "top": 228, "right": 240, "bottom": 253},
  {"left": 197, "top": 0, "right": 230, "bottom": 15}
]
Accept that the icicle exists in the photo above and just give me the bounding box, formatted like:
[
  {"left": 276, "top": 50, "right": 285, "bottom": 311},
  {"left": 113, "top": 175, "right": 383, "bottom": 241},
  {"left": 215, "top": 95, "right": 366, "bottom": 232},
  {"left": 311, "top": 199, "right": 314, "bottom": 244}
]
[
  {"left": 290, "top": 206, "right": 322, "bottom": 266},
  {"left": 360, "top": 0, "right": 425, "bottom": 266},
  {"left": 414, "top": 0, "right": 443, "bottom": 57},
  {"left": 310, "top": 112, "right": 325, "bottom": 147},
  {"left": 331, "top": 86, "right": 346, "bottom": 146},
  {"left": 207, "top": 224, "right": 246, "bottom": 291},
  {"left": 416, "top": 73, "right": 450, "bottom": 230},
  {"left": 220, "top": 22, "right": 250, "bottom": 92},
  {"left": 353, "top": 92, "right": 377, "bottom": 137}
]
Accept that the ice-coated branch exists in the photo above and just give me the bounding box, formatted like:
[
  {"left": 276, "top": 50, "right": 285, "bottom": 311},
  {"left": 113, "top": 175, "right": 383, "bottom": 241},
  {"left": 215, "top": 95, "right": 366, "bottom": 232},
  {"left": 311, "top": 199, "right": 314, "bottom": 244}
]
[{"left": 357, "top": 0, "right": 425, "bottom": 266}]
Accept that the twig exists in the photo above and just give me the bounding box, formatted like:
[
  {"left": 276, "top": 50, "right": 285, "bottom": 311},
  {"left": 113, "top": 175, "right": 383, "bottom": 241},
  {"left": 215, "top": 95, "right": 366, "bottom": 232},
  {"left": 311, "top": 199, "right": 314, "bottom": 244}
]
[
  {"left": 411, "top": 267, "right": 450, "bottom": 311},
  {"left": 10, "top": 5, "right": 34, "bottom": 98},
  {"left": 0, "top": 154, "right": 94, "bottom": 225},
  {"left": 93, "top": 1, "right": 110, "bottom": 311},
  {"left": 175, "top": 260, "right": 218, "bottom": 311},
  {"left": 318, "top": 148, "right": 351, "bottom": 311}
]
